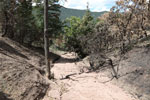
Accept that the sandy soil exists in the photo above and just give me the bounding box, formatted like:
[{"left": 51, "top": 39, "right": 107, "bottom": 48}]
[{"left": 43, "top": 53, "right": 138, "bottom": 100}]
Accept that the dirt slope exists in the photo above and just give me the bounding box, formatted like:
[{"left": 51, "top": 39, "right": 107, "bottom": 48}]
[
  {"left": 111, "top": 47, "right": 150, "bottom": 100},
  {"left": 43, "top": 53, "right": 138, "bottom": 100},
  {"left": 0, "top": 37, "right": 48, "bottom": 100}
]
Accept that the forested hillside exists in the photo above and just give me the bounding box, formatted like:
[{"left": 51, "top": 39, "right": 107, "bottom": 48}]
[
  {"left": 60, "top": 7, "right": 107, "bottom": 20},
  {"left": 0, "top": 0, "right": 150, "bottom": 100}
]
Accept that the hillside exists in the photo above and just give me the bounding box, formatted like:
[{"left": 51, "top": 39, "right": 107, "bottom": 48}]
[
  {"left": 0, "top": 37, "right": 48, "bottom": 100},
  {"left": 43, "top": 35, "right": 150, "bottom": 100},
  {"left": 1, "top": 1, "right": 150, "bottom": 100},
  {"left": 60, "top": 7, "right": 107, "bottom": 20},
  {"left": 0, "top": 36, "right": 139, "bottom": 100},
  {"left": 1, "top": 35, "right": 150, "bottom": 100},
  {"left": 0, "top": 37, "right": 61, "bottom": 100}
]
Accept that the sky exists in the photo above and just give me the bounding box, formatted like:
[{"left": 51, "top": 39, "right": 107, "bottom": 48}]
[{"left": 59, "top": 0, "right": 117, "bottom": 12}]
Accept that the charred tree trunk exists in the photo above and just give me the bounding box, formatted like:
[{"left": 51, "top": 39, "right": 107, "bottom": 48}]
[
  {"left": 107, "top": 59, "right": 118, "bottom": 79},
  {"left": 141, "top": 14, "right": 147, "bottom": 38},
  {"left": 44, "top": 0, "right": 51, "bottom": 79},
  {"left": 2, "top": 11, "right": 8, "bottom": 37}
]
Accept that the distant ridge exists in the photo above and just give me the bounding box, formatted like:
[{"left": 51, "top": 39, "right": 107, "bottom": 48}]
[{"left": 60, "top": 7, "right": 107, "bottom": 20}]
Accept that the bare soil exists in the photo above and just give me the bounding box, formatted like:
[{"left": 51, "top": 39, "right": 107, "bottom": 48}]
[
  {"left": 1, "top": 36, "right": 149, "bottom": 100},
  {"left": 43, "top": 53, "right": 138, "bottom": 100},
  {"left": 0, "top": 37, "right": 48, "bottom": 100},
  {"left": 110, "top": 47, "right": 150, "bottom": 100}
]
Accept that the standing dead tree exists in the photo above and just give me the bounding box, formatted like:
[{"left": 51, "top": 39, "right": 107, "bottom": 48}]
[{"left": 108, "top": 0, "right": 149, "bottom": 54}]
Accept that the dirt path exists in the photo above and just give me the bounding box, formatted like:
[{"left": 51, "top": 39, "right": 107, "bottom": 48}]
[{"left": 43, "top": 53, "right": 138, "bottom": 100}]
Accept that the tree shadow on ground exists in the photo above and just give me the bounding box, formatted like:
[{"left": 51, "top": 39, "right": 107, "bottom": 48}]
[
  {"left": 54, "top": 57, "right": 79, "bottom": 64},
  {"left": 0, "top": 92, "right": 13, "bottom": 100},
  {"left": 33, "top": 48, "right": 78, "bottom": 64},
  {"left": 0, "top": 40, "right": 29, "bottom": 60},
  {"left": 27, "top": 46, "right": 79, "bottom": 64}
]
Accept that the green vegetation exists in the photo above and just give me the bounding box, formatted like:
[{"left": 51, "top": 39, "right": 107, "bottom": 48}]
[
  {"left": 61, "top": 0, "right": 150, "bottom": 59},
  {"left": 60, "top": 7, "right": 107, "bottom": 21},
  {"left": 1, "top": 0, "right": 150, "bottom": 59},
  {"left": 0, "top": 0, "right": 62, "bottom": 46},
  {"left": 32, "top": 1, "right": 63, "bottom": 40},
  {"left": 63, "top": 7, "right": 95, "bottom": 58}
]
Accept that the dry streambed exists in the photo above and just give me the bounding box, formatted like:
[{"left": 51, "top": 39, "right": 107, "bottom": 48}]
[{"left": 43, "top": 53, "right": 138, "bottom": 100}]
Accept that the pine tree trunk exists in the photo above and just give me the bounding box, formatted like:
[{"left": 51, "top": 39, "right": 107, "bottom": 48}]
[{"left": 44, "top": 0, "right": 51, "bottom": 79}]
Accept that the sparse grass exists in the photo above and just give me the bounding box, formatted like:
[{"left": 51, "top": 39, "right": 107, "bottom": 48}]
[{"left": 59, "top": 83, "right": 68, "bottom": 100}]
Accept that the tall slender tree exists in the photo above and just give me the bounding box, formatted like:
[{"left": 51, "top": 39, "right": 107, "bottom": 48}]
[{"left": 44, "top": 0, "right": 51, "bottom": 79}]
